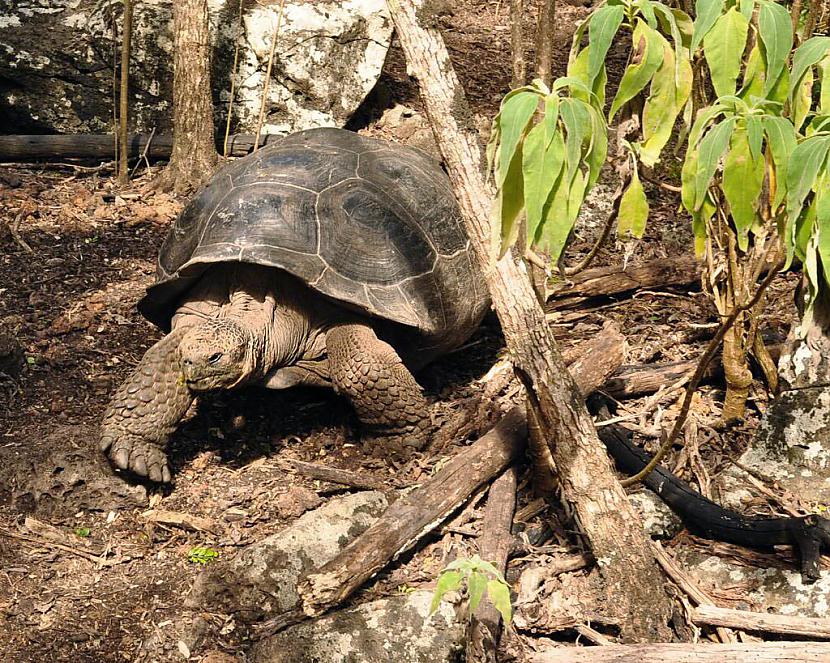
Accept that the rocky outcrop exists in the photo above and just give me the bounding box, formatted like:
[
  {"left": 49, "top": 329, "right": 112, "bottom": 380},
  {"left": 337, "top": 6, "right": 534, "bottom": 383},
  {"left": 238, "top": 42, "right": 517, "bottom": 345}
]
[
  {"left": 0, "top": 1, "right": 392, "bottom": 135},
  {"left": 188, "top": 490, "right": 389, "bottom": 622},
  {"left": 251, "top": 591, "right": 463, "bottom": 663}
]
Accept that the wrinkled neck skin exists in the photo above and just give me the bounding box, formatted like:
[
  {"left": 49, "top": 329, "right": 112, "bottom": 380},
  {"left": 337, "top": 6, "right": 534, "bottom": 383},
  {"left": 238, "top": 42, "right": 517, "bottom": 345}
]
[{"left": 173, "top": 264, "right": 331, "bottom": 388}]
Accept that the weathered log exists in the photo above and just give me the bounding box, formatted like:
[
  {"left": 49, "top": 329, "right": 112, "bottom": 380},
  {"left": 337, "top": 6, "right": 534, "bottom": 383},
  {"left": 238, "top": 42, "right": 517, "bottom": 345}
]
[
  {"left": 529, "top": 642, "right": 830, "bottom": 662},
  {"left": 0, "top": 133, "right": 282, "bottom": 161},
  {"left": 466, "top": 466, "right": 518, "bottom": 663},
  {"left": 603, "top": 344, "right": 782, "bottom": 400},
  {"left": 298, "top": 406, "right": 527, "bottom": 617},
  {"left": 387, "top": 0, "right": 673, "bottom": 641},
  {"left": 547, "top": 256, "right": 701, "bottom": 310},
  {"left": 296, "top": 326, "right": 620, "bottom": 620},
  {"left": 692, "top": 604, "right": 830, "bottom": 640}
]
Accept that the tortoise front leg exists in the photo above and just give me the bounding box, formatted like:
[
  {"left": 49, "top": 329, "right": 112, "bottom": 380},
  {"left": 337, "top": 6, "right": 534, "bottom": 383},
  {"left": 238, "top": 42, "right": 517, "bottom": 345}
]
[
  {"left": 100, "top": 327, "right": 194, "bottom": 482},
  {"left": 326, "top": 324, "right": 431, "bottom": 453}
]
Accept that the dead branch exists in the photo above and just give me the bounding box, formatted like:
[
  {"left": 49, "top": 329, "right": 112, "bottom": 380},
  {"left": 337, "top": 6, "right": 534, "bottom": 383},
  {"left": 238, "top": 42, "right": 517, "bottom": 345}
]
[
  {"left": 548, "top": 255, "right": 700, "bottom": 310},
  {"left": 284, "top": 460, "right": 389, "bottom": 492},
  {"left": 692, "top": 604, "right": 830, "bottom": 640},
  {"left": 529, "top": 642, "right": 830, "bottom": 662},
  {"left": 466, "top": 466, "right": 518, "bottom": 663},
  {"left": 297, "top": 406, "right": 527, "bottom": 618},
  {"left": 117, "top": 0, "right": 133, "bottom": 184}
]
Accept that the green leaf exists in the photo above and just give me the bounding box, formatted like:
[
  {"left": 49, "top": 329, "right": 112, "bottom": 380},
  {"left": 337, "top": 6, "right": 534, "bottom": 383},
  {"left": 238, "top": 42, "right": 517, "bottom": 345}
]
[
  {"left": 609, "top": 19, "right": 664, "bottom": 122},
  {"left": 791, "top": 197, "right": 817, "bottom": 268},
  {"left": 533, "top": 166, "right": 571, "bottom": 259},
  {"left": 762, "top": 116, "right": 797, "bottom": 210},
  {"left": 496, "top": 91, "right": 540, "bottom": 186},
  {"left": 691, "top": 0, "right": 725, "bottom": 53},
  {"left": 758, "top": 0, "right": 793, "bottom": 96},
  {"left": 486, "top": 579, "right": 513, "bottom": 624},
  {"left": 567, "top": 47, "right": 607, "bottom": 109},
  {"left": 817, "top": 177, "right": 830, "bottom": 289},
  {"left": 188, "top": 547, "right": 219, "bottom": 565},
  {"left": 468, "top": 571, "right": 488, "bottom": 614},
  {"left": 740, "top": 44, "right": 766, "bottom": 100},
  {"left": 792, "top": 67, "right": 814, "bottom": 132},
  {"left": 693, "top": 117, "right": 737, "bottom": 211},
  {"left": 498, "top": 145, "right": 526, "bottom": 255},
  {"left": 523, "top": 123, "right": 565, "bottom": 243},
  {"left": 640, "top": 33, "right": 692, "bottom": 166},
  {"left": 704, "top": 8, "right": 750, "bottom": 98},
  {"left": 739, "top": 0, "right": 755, "bottom": 19},
  {"left": 722, "top": 127, "right": 765, "bottom": 251},
  {"left": 75, "top": 527, "right": 91, "bottom": 538},
  {"left": 430, "top": 570, "right": 463, "bottom": 614},
  {"left": 820, "top": 55, "right": 830, "bottom": 115},
  {"left": 786, "top": 135, "right": 830, "bottom": 225},
  {"left": 543, "top": 95, "right": 560, "bottom": 148},
  {"left": 588, "top": 5, "right": 625, "bottom": 88},
  {"left": 746, "top": 116, "right": 763, "bottom": 162},
  {"left": 585, "top": 103, "right": 608, "bottom": 190},
  {"left": 790, "top": 37, "right": 830, "bottom": 101},
  {"left": 560, "top": 98, "right": 592, "bottom": 188},
  {"left": 692, "top": 193, "right": 717, "bottom": 257},
  {"left": 618, "top": 168, "right": 650, "bottom": 239}
]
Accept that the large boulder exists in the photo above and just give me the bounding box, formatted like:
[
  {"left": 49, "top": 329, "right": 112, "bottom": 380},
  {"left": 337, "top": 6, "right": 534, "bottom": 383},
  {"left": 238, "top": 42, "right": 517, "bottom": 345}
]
[
  {"left": 0, "top": 0, "right": 392, "bottom": 135},
  {"left": 251, "top": 591, "right": 463, "bottom": 663}
]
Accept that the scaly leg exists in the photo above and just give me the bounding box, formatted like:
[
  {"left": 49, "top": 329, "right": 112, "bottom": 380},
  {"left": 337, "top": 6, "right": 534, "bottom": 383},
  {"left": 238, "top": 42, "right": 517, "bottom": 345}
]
[
  {"left": 100, "top": 327, "right": 193, "bottom": 482},
  {"left": 326, "top": 324, "right": 431, "bottom": 453}
]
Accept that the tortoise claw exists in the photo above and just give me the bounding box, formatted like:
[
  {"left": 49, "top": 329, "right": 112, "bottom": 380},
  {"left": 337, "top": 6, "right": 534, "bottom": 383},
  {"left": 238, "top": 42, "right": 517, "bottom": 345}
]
[{"left": 105, "top": 436, "right": 172, "bottom": 483}]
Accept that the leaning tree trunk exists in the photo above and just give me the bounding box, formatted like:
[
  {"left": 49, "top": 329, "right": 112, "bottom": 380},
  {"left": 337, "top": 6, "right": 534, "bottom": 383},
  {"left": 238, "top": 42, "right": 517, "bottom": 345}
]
[
  {"left": 156, "top": 0, "right": 217, "bottom": 193},
  {"left": 386, "top": 0, "right": 673, "bottom": 642}
]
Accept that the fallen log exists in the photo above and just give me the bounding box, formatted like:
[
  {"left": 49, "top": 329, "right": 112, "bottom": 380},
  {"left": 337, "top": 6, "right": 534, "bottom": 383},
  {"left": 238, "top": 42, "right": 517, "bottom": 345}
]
[
  {"left": 466, "top": 466, "right": 518, "bottom": 663},
  {"left": 529, "top": 642, "right": 830, "bottom": 662},
  {"left": 692, "top": 604, "right": 830, "bottom": 640},
  {"left": 295, "top": 327, "right": 621, "bottom": 620},
  {"left": 298, "top": 405, "right": 526, "bottom": 617},
  {"left": 0, "top": 133, "right": 283, "bottom": 161},
  {"left": 603, "top": 344, "right": 781, "bottom": 400},
  {"left": 547, "top": 256, "right": 700, "bottom": 310}
]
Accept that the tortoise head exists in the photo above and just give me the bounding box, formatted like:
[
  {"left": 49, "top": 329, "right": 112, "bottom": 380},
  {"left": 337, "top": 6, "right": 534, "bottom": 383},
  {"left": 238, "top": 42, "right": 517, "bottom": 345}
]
[{"left": 178, "top": 319, "right": 252, "bottom": 391}]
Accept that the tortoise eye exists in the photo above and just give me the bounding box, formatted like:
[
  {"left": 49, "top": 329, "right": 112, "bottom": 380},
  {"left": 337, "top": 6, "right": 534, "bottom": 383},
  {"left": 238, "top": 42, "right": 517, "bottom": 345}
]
[{"left": 208, "top": 352, "right": 223, "bottom": 365}]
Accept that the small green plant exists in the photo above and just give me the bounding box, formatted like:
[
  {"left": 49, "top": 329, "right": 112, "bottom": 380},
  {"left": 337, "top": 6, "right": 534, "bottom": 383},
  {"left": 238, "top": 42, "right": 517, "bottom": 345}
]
[
  {"left": 429, "top": 554, "right": 512, "bottom": 623},
  {"left": 74, "top": 527, "right": 91, "bottom": 538},
  {"left": 187, "top": 547, "right": 219, "bottom": 565}
]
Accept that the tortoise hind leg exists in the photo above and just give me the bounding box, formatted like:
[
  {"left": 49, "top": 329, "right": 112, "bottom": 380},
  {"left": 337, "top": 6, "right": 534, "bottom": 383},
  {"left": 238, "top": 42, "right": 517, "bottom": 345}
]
[
  {"left": 326, "top": 324, "right": 431, "bottom": 453},
  {"left": 100, "top": 327, "right": 194, "bottom": 482}
]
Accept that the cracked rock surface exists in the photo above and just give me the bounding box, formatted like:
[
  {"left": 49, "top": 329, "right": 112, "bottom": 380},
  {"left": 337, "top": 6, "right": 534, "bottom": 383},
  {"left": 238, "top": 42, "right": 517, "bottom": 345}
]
[{"left": 0, "top": 0, "right": 392, "bottom": 134}]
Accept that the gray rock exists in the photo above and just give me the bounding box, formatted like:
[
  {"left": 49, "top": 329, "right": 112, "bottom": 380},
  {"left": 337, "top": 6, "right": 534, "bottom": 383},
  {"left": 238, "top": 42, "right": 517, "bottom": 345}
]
[
  {"left": 188, "top": 490, "right": 388, "bottom": 621},
  {"left": 627, "top": 490, "right": 683, "bottom": 539},
  {"left": 0, "top": 0, "right": 392, "bottom": 134},
  {"left": 677, "top": 548, "right": 830, "bottom": 617},
  {"left": 250, "top": 591, "right": 463, "bottom": 663}
]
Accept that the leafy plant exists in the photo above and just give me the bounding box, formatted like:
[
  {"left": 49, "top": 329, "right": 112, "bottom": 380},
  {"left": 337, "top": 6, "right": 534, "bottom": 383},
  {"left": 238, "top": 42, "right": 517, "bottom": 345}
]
[
  {"left": 74, "top": 527, "right": 91, "bottom": 538},
  {"left": 429, "top": 554, "right": 512, "bottom": 624},
  {"left": 187, "top": 547, "right": 219, "bottom": 564}
]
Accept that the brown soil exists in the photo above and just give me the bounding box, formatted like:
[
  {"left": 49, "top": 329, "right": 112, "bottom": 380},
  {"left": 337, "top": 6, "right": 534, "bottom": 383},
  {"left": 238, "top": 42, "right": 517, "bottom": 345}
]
[{"left": 0, "top": 2, "right": 801, "bottom": 662}]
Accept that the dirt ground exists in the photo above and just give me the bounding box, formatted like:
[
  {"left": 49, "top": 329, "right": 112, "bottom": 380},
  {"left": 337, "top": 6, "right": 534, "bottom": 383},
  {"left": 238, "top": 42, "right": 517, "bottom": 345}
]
[{"left": 0, "top": 2, "right": 804, "bottom": 662}]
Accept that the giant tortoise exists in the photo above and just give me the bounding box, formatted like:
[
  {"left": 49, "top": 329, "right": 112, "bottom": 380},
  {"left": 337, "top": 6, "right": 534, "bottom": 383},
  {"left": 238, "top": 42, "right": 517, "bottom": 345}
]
[{"left": 101, "top": 127, "right": 489, "bottom": 482}]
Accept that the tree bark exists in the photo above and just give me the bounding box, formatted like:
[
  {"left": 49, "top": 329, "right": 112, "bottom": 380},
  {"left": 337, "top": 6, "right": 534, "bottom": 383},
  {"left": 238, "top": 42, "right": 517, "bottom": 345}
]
[
  {"left": 156, "top": 0, "right": 217, "bottom": 193},
  {"left": 117, "top": 0, "right": 133, "bottom": 185},
  {"left": 534, "top": 0, "right": 556, "bottom": 88},
  {"left": 510, "top": 0, "right": 526, "bottom": 88},
  {"left": 386, "top": 0, "right": 673, "bottom": 641}
]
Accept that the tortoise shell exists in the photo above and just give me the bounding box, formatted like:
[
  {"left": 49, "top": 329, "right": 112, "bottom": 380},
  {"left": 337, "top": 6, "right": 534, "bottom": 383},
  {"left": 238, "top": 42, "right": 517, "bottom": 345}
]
[{"left": 139, "top": 127, "right": 488, "bottom": 351}]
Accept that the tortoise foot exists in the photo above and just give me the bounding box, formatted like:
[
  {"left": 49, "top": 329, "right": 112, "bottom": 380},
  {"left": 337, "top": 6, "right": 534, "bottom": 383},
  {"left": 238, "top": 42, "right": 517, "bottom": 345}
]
[{"left": 101, "top": 434, "right": 172, "bottom": 484}]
